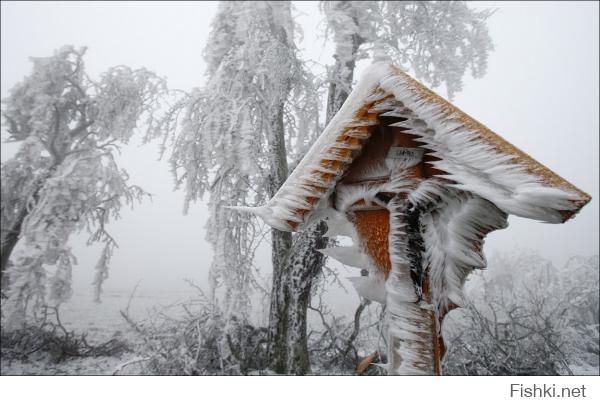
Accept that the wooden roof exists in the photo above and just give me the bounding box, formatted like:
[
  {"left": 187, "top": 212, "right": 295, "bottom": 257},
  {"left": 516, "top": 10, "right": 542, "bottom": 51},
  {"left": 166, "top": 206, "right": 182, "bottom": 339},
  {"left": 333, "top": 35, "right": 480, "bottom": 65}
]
[{"left": 247, "top": 63, "right": 590, "bottom": 231}]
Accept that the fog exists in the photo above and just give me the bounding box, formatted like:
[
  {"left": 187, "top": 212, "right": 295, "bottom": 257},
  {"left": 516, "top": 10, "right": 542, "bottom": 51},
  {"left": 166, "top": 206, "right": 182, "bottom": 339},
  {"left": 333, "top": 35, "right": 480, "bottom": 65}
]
[{"left": 1, "top": 0, "right": 598, "bottom": 310}]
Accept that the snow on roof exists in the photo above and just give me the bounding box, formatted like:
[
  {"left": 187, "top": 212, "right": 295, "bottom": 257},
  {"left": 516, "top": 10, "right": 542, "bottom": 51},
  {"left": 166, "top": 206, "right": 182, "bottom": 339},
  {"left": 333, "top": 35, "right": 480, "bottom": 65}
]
[{"left": 243, "top": 63, "right": 590, "bottom": 231}]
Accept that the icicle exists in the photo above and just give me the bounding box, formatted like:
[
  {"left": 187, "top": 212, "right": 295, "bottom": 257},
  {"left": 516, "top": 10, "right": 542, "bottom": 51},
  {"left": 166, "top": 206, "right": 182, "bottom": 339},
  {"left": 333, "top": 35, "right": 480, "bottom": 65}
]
[
  {"left": 387, "top": 118, "right": 428, "bottom": 129},
  {"left": 237, "top": 62, "right": 587, "bottom": 241},
  {"left": 380, "top": 110, "right": 417, "bottom": 119},
  {"left": 345, "top": 129, "right": 370, "bottom": 139},
  {"left": 368, "top": 99, "right": 400, "bottom": 113},
  {"left": 322, "top": 208, "right": 359, "bottom": 238},
  {"left": 346, "top": 119, "right": 379, "bottom": 128},
  {"left": 319, "top": 246, "right": 370, "bottom": 269},
  {"left": 226, "top": 205, "right": 295, "bottom": 231},
  {"left": 421, "top": 190, "right": 508, "bottom": 312},
  {"left": 364, "top": 89, "right": 391, "bottom": 103}
]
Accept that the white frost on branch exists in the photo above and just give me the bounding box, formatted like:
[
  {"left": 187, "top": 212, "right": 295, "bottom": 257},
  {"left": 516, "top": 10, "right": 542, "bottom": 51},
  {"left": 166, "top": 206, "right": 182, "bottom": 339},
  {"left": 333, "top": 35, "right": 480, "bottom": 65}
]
[
  {"left": 1, "top": 46, "right": 165, "bottom": 324},
  {"left": 157, "top": 1, "right": 321, "bottom": 325},
  {"left": 321, "top": 1, "right": 495, "bottom": 99}
]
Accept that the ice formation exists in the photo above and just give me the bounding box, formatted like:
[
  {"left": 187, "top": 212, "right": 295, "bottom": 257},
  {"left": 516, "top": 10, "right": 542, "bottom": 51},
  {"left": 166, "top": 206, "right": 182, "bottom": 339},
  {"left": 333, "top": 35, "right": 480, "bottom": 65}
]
[{"left": 236, "top": 63, "right": 590, "bottom": 375}]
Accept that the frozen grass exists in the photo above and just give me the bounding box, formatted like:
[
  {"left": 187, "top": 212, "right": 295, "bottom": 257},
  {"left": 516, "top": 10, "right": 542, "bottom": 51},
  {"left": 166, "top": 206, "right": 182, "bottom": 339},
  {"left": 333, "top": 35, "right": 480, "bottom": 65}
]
[{"left": 1, "top": 289, "right": 197, "bottom": 375}]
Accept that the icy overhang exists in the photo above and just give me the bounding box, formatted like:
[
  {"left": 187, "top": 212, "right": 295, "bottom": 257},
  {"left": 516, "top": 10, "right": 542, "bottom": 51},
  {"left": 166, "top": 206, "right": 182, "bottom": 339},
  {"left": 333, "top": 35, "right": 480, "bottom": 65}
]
[{"left": 244, "top": 63, "right": 590, "bottom": 231}]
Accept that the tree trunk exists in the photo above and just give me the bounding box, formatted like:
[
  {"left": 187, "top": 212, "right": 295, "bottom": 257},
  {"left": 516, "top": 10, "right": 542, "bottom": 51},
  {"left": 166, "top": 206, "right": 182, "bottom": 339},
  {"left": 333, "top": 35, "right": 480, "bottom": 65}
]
[
  {"left": 0, "top": 205, "right": 28, "bottom": 293},
  {"left": 326, "top": 35, "right": 362, "bottom": 123},
  {"left": 326, "top": 6, "right": 364, "bottom": 123},
  {"left": 267, "top": 101, "right": 293, "bottom": 276},
  {"left": 0, "top": 174, "right": 47, "bottom": 294},
  {"left": 267, "top": 27, "right": 363, "bottom": 374},
  {"left": 1, "top": 167, "right": 53, "bottom": 294},
  {"left": 269, "top": 220, "right": 327, "bottom": 374},
  {"left": 265, "top": 70, "right": 297, "bottom": 371}
]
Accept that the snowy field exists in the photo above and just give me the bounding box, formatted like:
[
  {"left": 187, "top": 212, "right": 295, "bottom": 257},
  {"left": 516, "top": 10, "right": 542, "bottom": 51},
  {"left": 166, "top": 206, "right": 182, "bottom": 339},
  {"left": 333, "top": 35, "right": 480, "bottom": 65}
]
[
  {"left": 1, "top": 289, "right": 198, "bottom": 375},
  {"left": 1, "top": 285, "right": 362, "bottom": 375}
]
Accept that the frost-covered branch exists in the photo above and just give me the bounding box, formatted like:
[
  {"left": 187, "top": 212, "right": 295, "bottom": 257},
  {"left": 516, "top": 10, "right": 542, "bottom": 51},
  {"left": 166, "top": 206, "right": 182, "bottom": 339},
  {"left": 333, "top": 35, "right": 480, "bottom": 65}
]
[
  {"left": 443, "top": 251, "right": 599, "bottom": 375},
  {"left": 1, "top": 45, "right": 168, "bottom": 323},
  {"left": 155, "top": 2, "right": 321, "bottom": 337},
  {"left": 321, "top": 1, "right": 495, "bottom": 99}
]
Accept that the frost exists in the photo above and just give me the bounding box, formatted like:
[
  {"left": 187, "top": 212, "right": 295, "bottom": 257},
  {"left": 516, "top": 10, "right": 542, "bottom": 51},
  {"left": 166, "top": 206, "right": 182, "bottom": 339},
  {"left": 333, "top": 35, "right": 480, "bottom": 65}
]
[
  {"left": 250, "top": 63, "right": 588, "bottom": 232},
  {"left": 1, "top": 46, "right": 163, "bottom": 324},
  {"left": 322, "top": 1, "right": 495, "bottom": 99},
  {"left": 422, "top": 190, "right": 508, "bottom": 311},
  {"left": 444, "top": 251, "right": 599, "bottom": 375},
  {"left": 245, "top": 62, "right": 588, "bottom": 375},
  {"left": 347, "top": 272, "right": 386, "bottom": 304},
  {"left": 158, "top": 1, "right": 321, "bottom": 332},
  {"left": 319, "top": 246, "right": 369, "bottom": 269}
]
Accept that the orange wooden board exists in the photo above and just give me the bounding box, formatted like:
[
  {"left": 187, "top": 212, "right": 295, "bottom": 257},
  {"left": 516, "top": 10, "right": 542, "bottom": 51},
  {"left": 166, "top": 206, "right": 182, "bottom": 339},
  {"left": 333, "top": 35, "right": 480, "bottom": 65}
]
[{"left": 351, "top": 209, "right": 391, "bottom": 278}]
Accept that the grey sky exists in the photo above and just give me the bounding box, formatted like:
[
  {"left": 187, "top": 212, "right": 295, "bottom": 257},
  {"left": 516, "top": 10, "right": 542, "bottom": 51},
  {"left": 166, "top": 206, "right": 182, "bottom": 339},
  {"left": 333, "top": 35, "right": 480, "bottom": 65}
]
[{"left": 1, "top": 1, "right": 598, "bottom": 312}]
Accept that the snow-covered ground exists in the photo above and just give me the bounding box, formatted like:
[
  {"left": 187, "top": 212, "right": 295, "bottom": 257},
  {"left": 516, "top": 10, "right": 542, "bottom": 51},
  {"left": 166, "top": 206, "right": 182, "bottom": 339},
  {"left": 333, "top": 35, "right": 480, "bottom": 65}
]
[
  {"left": 1, "top": 279, "right": 362, "bottom": 375},
  {"left": 1, "top": 289, "right": 197, "bottom": 375}
]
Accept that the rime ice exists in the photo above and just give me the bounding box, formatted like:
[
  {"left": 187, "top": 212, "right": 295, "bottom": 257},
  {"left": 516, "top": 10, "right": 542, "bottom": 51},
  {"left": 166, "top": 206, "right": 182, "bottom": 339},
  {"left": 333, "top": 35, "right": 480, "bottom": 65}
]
[{"left": 236, "top": 62, "right": 591, "bottom": 375}]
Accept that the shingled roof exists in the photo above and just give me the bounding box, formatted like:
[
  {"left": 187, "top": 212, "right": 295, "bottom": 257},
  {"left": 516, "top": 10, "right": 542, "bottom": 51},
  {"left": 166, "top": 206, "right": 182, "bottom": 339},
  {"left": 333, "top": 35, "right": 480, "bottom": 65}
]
[{"left": 246, "top": 63, "right": 590, "bottom": 231}]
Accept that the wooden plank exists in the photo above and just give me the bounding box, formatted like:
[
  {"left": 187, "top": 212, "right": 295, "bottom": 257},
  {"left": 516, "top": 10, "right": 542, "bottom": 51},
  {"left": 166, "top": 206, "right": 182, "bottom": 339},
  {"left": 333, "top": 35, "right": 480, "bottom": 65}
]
[{"left": 351, "top": 209, "right": 391, "bottom": 278}]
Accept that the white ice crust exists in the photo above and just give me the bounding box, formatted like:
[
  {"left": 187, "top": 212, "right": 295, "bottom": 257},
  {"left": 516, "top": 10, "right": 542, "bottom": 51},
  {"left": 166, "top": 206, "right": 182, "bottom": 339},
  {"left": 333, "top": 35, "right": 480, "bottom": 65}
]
[{"left": 235, "top": 62, "right": 585, "bottom": 375}]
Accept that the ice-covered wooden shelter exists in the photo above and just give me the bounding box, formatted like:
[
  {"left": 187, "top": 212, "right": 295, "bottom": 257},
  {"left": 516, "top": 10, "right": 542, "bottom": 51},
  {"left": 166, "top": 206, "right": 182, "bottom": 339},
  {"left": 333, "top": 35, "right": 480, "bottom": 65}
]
[{"left": 240, "top": 63, "right": 591, "bottom": 375}]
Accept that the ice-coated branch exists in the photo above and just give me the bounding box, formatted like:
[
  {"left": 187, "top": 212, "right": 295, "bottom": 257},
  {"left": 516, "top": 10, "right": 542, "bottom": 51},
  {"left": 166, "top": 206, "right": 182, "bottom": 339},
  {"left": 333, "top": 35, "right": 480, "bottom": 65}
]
[{"left": 1, "top": 45, "right": 168, "bottom": 321}]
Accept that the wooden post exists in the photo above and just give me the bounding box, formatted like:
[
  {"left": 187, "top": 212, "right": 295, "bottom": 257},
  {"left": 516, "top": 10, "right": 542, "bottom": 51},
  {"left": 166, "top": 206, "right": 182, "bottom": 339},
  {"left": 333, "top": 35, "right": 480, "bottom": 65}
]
[
  {"left": 381, "top": 124, "right": 445, "bottom": 375},
  {"left": 386, "top": 196, "right": 441, "bottom": 375}
]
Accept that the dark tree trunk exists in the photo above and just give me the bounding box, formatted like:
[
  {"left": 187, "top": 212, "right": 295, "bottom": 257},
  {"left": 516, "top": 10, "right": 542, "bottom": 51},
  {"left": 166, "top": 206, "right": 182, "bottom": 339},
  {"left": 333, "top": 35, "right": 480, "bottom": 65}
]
[
  {"left": 326, "top": 1, "right": 364, "bottom": 123},
  {"left": 326, "top": 32, "right": 362, "bottom": 123},
  {"left": 1, "top": 167, "right": 53, "bottom": 294},
  {"left": 267, "top": 102, "right": 293, "bottom": 282},
  {"left": 0, "top": 176, "right": 48, "bottom": 294},
  {"left": 0, "top": 205, "right": 28, "bottom": 293},
  {"left": 268, "top": 221, "right": 328, "bottom": 374},
  {"left": 267, "top": 185, "right": 296, "bottom": 373},
  {"left": 264, "top": 15, "right": 295, "bottom": 371},
  {"left": 265, "top": 1, "right": 367, "bottom": 374},
  {"left": 267, "top": 26, "right": 363, "bottom": 374}
]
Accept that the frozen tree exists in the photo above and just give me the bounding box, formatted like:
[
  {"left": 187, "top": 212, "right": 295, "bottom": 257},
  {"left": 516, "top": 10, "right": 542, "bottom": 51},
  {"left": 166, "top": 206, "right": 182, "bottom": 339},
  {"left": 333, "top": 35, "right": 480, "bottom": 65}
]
[
  {"left": 160, "top": 0, "right": 493, "bottom": 375},
  {"left": 157, "top": 1, "right": 320, "bottom": 372},
  {"left": 443, "top": 250, "right": 599, "bottom": 375},
  {"left": 1, "top": 46, "right": 166, "bottom": 324},
  {"left": 269, "top": 0, "right": 495, "bottom": 372},
  {"left": 322, "top": 1, "right": 494, "bottom": 102}
]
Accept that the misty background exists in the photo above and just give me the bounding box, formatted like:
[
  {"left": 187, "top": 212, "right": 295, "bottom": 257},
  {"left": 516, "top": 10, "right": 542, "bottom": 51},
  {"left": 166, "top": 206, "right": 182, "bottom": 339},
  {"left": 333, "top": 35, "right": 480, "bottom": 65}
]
[{"left": 1, "top": 1, "right": 598, "bottom": 315}]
